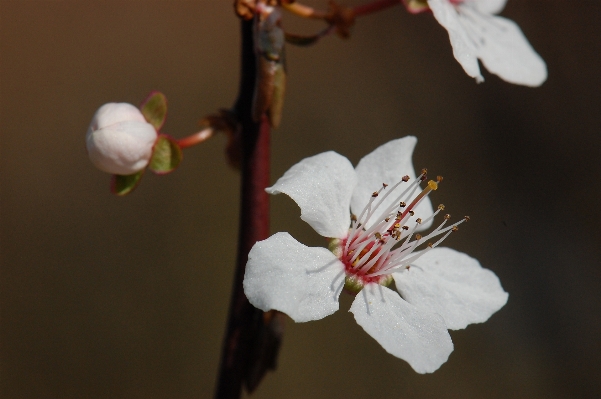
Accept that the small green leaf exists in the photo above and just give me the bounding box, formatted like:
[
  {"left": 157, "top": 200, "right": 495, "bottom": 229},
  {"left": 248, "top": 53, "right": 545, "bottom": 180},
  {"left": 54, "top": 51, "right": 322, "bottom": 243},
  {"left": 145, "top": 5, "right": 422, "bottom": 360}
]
[
  {"left": 140, "top": 91, "right": 168, "bottom": 130},
  {"left": 149, "top": 134, "right": 182, "bottom": 174},
  {"left": 111, "top": 171, "right": 144, "bottom": 196}
]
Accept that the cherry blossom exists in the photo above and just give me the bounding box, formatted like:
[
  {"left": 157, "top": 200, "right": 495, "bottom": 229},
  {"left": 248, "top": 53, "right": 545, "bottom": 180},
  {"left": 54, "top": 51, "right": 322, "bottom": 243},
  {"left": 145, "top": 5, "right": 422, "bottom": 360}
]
[
  {"left": 243, "top": 137, "right": 508, "bottom": 373},
  {"left": 86, "top": 103, "right": 158, "bottom": 175},
  {"left": 405, "top": 0, "right": 547, "bottom": 86}
]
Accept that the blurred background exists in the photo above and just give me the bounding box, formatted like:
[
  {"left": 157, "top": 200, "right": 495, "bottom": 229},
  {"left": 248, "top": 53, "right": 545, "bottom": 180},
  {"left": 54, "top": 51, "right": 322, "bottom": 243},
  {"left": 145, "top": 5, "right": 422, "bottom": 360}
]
[{"left": 1, "top": 1, "right": 600, "bottom": 398}]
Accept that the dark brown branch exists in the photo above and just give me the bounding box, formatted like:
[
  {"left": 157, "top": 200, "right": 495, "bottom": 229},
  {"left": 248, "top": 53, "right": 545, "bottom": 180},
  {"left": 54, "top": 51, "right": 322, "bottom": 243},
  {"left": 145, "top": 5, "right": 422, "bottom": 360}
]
[{"left": 214, "top": 18, "right": 284, "bottom": 399}]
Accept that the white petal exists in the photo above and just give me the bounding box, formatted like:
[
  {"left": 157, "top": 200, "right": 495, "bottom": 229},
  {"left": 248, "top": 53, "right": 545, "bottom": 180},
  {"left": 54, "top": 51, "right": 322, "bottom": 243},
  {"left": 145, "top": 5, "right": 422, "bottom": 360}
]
[
  {"left": 86, "top": 120, "right": 157, "bottom": 175},
  {"left": 469, "top": 0, "right": 506, "bottom": 15},
  {"left": 267, "top": 151, "right": 356, "bottom": 238},
  {"left": 459, "top": 8, "right": 547, "bottom": 87},
  {"left": 89, "top": 103, "right": 148, "bottom": 131},
  {"left": 350, "top": 136, "right": 434, "bottom": 230},
  {"left": 393, "top": 247, "right": 508, "bottom": 330},
  {"left": 428, "top": 0, "right": 484, "bottom": 82},
  {"left": 350, "top": 283, "right": 453, "bottom": 374},
  {"left": 243, "top": 232, "right": 346, "bottom": 322}
]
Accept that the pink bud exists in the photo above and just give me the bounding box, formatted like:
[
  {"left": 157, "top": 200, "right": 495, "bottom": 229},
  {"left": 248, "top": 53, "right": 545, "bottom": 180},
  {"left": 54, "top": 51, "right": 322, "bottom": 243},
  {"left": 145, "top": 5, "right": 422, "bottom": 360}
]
[{"left": 86, "top": 103, "right": 158, "bottom": 175}]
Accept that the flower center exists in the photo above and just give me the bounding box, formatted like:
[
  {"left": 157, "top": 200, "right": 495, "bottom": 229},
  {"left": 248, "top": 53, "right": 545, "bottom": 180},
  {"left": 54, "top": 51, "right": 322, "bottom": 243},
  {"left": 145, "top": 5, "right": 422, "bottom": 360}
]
[{"left": 334, "top": 170, "right": 468, "bottom": 294}]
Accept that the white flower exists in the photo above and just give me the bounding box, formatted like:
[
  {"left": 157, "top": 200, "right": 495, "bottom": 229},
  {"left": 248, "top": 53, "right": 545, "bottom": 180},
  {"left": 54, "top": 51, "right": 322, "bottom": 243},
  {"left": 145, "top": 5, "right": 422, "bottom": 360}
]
[
  {"left": 425, "top": 0, "right": 547, "bottom": 86},
  {"left": 243, "top": 137, "right": 508, "bottom": 373},
  {"left": 86, "top": 103, "right": 158, "bottom": 175}
]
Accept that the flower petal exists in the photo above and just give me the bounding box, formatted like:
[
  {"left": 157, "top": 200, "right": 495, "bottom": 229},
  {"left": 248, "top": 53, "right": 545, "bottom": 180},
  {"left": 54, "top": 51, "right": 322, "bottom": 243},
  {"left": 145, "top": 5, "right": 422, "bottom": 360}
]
[
  {"left": 428, "top": 0, "right": 484, "bottom": 82},
  {"left": 428, "top": 0, "right": 546, "bottom": 86},
  {"left": 393, "top": 247, "right": 508, "bottom": 330},
  {"left": 89, "top": 102, "right": 148, "bottom": 131},
  {"left": 86, "top": 120, "right": 158, "bottom": 175},
  {"left": 350, "top": 136, "right": 434, "bottom": 230},
  {"left": 266, "top": 151, "right": 356, "bottom": 238},
  {"left": 243, "top": 232, "right": 346, "bottom": 322},
  {"left": 350, "top": 283, "right": 453, "bottom": 373},
  {"left": 472, "top": 0, "right": 506, "bottom": 15},
  {"left": 459, "top": 8, "right": 547, "bottom": 87}
]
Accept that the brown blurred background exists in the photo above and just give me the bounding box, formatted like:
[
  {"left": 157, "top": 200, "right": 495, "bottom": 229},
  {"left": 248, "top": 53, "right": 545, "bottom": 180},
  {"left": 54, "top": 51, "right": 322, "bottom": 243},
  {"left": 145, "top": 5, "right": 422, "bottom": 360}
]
[{"left": 1, "top": 1, "right": 600, "bottom": 398}]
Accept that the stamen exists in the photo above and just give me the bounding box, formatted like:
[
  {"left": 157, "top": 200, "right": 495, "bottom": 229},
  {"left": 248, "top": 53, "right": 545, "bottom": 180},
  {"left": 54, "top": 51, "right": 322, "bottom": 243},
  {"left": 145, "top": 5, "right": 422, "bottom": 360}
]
[
  {"left": 340, "top": 169, "right": 467, "bottom": 285},
  {"left": 346, "top": 184, "right": 388, "bottom": 251}
]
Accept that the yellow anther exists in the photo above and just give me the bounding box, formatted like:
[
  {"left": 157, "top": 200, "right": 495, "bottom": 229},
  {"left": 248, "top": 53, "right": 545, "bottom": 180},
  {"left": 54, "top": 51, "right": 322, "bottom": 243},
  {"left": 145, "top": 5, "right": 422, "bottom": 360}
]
[
  {"left": 464, "top": 216, "right": 470, "bottom": 221},
  {"left": 438, "top": 204, "right": 445, "bottom": 210},
  {"left": 427, "top": 180, "right": 438, "bottom": 190}
]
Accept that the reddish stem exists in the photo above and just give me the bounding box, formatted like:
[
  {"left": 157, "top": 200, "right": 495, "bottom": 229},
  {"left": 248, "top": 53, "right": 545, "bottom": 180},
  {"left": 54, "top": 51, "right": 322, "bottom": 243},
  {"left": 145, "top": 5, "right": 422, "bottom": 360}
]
[
  {"left": 176, "top": 128, "right": 213, "bottom": 149},
  {"left": 215, "top": 19, "right": 282, "bottom": 399},
  {"left": 353, "top": 0, "right": 400, "bottom": 17}
]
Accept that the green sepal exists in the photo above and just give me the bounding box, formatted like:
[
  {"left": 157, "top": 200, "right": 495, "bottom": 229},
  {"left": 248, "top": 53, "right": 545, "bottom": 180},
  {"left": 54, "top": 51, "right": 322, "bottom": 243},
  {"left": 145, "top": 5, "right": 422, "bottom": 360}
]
[
  {"left": 148, "top": 134, "right": 182, "bottom": 175},
  {"left": 111, "top": 171, "right": 144, "bottom": 196},
  {"left": 140, "top": 91, "right": 168, "bottom": 131},
  {"left": 343, "top": 275, "right": 364, "bottom": 295}
]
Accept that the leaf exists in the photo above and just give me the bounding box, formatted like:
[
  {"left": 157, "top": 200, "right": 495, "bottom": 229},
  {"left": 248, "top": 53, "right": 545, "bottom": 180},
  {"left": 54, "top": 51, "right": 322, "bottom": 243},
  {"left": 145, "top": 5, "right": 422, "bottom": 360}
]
[
  {"left": 140, "top": 91, "right": 168, "bottom": 130},
  {"left": 149, "top": 134, "right": 182, "bottom": 175},
  {"left": 111, "top": 171, "right": 144, "bottom": 196}
]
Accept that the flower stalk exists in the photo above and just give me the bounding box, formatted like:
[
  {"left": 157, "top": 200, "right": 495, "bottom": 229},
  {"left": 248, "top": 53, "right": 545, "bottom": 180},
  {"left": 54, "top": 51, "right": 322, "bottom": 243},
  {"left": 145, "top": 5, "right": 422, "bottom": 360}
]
[{"left": 176, "top": 128, "right": 214, "bottom": 149}]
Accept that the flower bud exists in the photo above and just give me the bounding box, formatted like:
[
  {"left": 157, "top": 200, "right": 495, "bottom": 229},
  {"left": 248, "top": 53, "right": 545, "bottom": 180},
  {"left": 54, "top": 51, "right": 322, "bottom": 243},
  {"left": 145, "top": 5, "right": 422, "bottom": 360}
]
[{"left": 86, "top": 103, "right": 158, "bottom": 175}]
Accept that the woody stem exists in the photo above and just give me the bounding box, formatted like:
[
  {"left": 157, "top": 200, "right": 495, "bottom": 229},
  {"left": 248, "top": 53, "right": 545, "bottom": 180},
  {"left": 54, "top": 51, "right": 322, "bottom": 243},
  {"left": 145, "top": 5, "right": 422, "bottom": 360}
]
[{"left": 214, "top": 18, "right": 282, "bottom": 399}]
